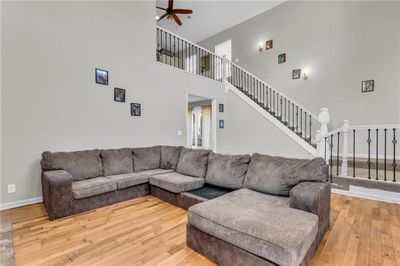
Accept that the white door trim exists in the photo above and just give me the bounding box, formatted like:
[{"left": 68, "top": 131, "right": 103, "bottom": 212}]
[{"left": 185, "top": 91, "right": 217, "bottom": 152}]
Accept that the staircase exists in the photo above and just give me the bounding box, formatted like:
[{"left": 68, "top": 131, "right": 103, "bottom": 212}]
[
  {"left": 155, "top": 26, "right": 399, "bottom": 201},
  {"left": 156, "top": 26, "right": 320, "bottom": 153}
]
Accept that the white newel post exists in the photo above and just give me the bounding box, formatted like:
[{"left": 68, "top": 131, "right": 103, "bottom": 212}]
[
  {"left": 341, "top": 120, "right": 350, "bottom": 176},
  {"left": 317, "top": 107, "right": 330, "bottom": 161}
]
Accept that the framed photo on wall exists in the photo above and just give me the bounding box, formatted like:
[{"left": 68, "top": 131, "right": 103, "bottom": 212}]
[
  {"left": 114, "top": 88, "right": 126, "bottom": 102},
  {"left": 278, "top": 53, "right": 286, "bottom": 64},
  {"left": 131, "top": 103, "right": 141, "bottom": 116},
  {"left": 219, "top": 119, "right": 224, "bottom": 129},
  {"left": 292, "top": 69, "right": 301, "bottom": 79},
  {"left": 95, "top": 68, "right": 108, "bottom": 85},
  {"left": 219, "top": 104, "right": 224, "bottom": 113},
  {"left": 361, "top": 80, "right": 374, "bottom": 93},
  {"left": 266, "top": 40, "right": 273, "bottom": 50}
]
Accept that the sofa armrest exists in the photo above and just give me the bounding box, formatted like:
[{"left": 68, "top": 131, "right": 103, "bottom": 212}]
[
  {"left": 42, "top": 170, "right": 74, "bottom": 220},
  {"left": 290, "top": 181, "right": 331, "bottom": 245}
]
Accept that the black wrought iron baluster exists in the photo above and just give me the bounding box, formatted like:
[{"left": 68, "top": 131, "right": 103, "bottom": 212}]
[
  {"left": 393, "top": 128, "right": 397, "bottom": 182},
  {"left": 330, "top": 135, "right": 334, "bottom": 182},
  {"left": 280, "top": 96, "right": 283, "bottom": 120},
  {"left": 296, "top": 106, "right": 299, "bottom": 133},
  {"left": 304, "top": 112, "right": 307, "bottom": 140},
  {"left": 384, "top": 129, "right": 387, "bottom": 181},
  {"left": 376, "top": 129, "right": 379, "bottom": 180},
  {"left": 173, "top": 36, "right": 176, "bottom": 67},
  {"left": 324, "top": 137, "right": 327, "bottom": 161},
  {"left": 169, "top": 33, "right": 172, "bottom": 66},
  {"left": 284, "top": 98, "right": 287, "bottom": 123},
  {"left": 266, "top": 87, "right": 269, "bottom": 110},
  {"left": 353, "top": 129, "right": 356, "bottom": 177},
  {"left": 367, "top": 129, "right": 371, "bottom": 179},
  {"left": 292, "top": 103, "right": 295, "bottom": 130},
  {"left": 337, "top": 132, "right": 340, "bottom": 176},
  {"left": 300, "top": 108, "right": 303, "bottom": 137},
  {"left": 309, "top": 115, "right": 312, "bottom": 142}
]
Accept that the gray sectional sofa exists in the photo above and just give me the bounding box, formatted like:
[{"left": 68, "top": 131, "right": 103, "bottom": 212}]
[{"left": 40, "top": 145, "right": 330, "bottom": 266}]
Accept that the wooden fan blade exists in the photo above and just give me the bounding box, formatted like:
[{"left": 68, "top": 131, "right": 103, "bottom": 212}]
[
  {"left": 168, "top": 0, "right": 173, "bottom": 9},
  {"left": 173, "top": 9, "right": 192, "bottom": 14},
  {"left": 157, "top": 13, "right": 168, "bottom": 21},
  {"left": 171, "top": 13, "right": 182, "bottom": 25},
  {"left": 156, "top": 6, "right": 167, "bottom": 11}
]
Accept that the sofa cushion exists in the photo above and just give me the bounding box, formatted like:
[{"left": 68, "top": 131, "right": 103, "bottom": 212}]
[
  {"left": 41, "top": 150, "right": 102, "bottom": 181},
  {"left": 188, "top": 189, "right": 318, "bottom": 266},
  {"left": 160, "top": 146, "right": 183, "bottom": 170},
  {"left": 149, "top": 172, "right": 205, "bottom": 193},
  {"left": 206, "top": 153, "right": 250, "bottom": 189},
  {"left": 101, "top": 148, "right": 133, "bottom": 176},
  {"left": 106, "top": 169, "right": 174, "bottom": 190},
  {"left": 243, "top": 153, "right": 328, "bottom": 196},
  {"left": 133, "top": 146, "right": 161, "bottom": 172},
  {"left": 176, "top": 148, "right": 211, "bottom": 178},
  {"left": 72, "top": 177, "right": 117, "bottom": 199}
]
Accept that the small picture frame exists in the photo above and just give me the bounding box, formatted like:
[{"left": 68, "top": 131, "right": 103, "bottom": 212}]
[
  {"left": 292, "top": 69, "right": 301, "bottom": 79},
  {"left": 361, "top": 80, "right": 374, "bottom": 93},
  {"left": 219, "top": 104, "right": 224, "bottom": 113},
  {"left": 266, "top": 40, "right": 273, "bottom": 50},
  {"left": 95, "top": 68, "right": 108, "bottom": 85},
  {"left": 219, "top": 119, "right": 224, "bottom": 129},
  {"left": 131, "top": 103, "right": 141, "bottom": 116},
  {"left": 114, "top": 88, "right": 126, "bottom": 103},
  {"left": 278, "top": 53, "right": 286, "bottom": 64}
]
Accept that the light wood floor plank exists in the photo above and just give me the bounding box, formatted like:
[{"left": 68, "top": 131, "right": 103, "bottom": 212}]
[{"left": 1, "top": 194, "right": 399, "bottom": 266}]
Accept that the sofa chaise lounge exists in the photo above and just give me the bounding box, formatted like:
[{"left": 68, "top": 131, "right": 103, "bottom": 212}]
[{"left": 40, "top": 145, "right": 330, "bottom": 266}]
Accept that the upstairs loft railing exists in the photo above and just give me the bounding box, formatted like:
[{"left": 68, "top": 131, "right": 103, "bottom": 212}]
[
  {"left": 156, "top": 27, "right": 224, "bottom": 82},
  {"left": 318, "top": 121, "right": 399, "bottom": 182},
  {"left": 156, "top": 26, "right": 322, "bottom": 145}
]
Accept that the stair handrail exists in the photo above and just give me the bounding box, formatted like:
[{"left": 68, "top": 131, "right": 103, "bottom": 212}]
[{"left": 226, "top": 60, "right": 318, "bottom": 121}]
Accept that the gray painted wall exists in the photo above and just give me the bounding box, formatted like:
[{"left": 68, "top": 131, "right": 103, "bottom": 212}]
[
  {"left": 1, "top": 1, "right": 312, "bottom": 205},
  {"left": 200, "top": 1, "right": 400, "bottom": 130}
]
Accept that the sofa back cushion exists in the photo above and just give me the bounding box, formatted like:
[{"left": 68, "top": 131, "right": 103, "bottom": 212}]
[
  {"left": 206, "top": 153, "right": 250, "bottom": 189},
  {"left": 101, "top": 148, "right": 133, "bottom": 176},
  {"left": 160, "top": 146, "right": 183, "bottom": 170},
  {"left": 133, "top": 146, "right": 161, "bottom": 172},
  {"left": 41, "top": 150, "right": 103, "bottom": 181},
  {"left": 243, "top": 153, "right": 328, "bottom": 196},
  {"left": 176, "top": 148, "right": 211, "bottom": 178}
]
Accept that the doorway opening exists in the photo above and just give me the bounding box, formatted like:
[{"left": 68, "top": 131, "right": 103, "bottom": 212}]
[{"left": 186, "top": 93, "right": 217, "bottom": 151}]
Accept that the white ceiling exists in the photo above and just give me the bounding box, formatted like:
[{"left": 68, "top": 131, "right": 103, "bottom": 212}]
[{"left": 156, "top": 1, "right": 284, "bottom": 43}]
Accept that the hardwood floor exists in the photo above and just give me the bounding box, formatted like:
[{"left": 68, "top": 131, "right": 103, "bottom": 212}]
[{"left": 1, "top": 194, "right": 399, "bottom": 266}]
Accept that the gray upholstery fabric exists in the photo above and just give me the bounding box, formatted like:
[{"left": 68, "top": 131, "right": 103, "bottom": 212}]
[
  {"left": 106, "top": 169, "right": 173, "bottom": 190},
  {"left": 151, "top": 185, "right": 206, "bottom": 210},
  {"left": 42, "top": 170, "right": 74, "bottom": 220},
  {"left": 133, "top": 146, "right": 161, "bottom": 172},
  {"left": 0, "top": 217, "right": 15, "bottom": 266},
  {"left": 176, "top": 148, "right": 211, "bottom": 178},
  {"left": 149, "top": 172, "right": 205, "bottom": 193},
  {"left": 290, "top": 181, "right": 331, "bottom": 246},
  {"left": 243, "top": 153, "right": 328, "bottom": 196},
  {"left": 101, "top": 148, "right": 133, "bottom": 176},
  {"left": 160, "top": 145, "right": 183, "bottom": 170},
  {"left": 72, "top": 177, "right": 117, "bottom": 199},
  {"left": 41, "top": 150, "right": 103, "bottom": 181},
  {"left": 74, "top": 184, "right": 150, "bottom": 214},
  {"left": 188, "top": 189, "right": 318, "bottom": 266},
  {"left": 206, "top": 153, "right": 250, "bottom": 189}
]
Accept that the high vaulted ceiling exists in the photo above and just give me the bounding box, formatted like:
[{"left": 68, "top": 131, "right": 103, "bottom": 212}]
[{"left": 156, "top": 0, "right": 284, "bottom": 43}]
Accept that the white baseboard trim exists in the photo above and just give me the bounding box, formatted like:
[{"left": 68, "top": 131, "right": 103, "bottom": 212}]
[
  {"left": 332, "top": 186, "right": 400, "bottom": 204},
  {"left": 0, "top": 196, "right": 43, "bottom": 211}
]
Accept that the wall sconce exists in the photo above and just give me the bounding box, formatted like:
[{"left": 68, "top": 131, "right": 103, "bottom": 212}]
[
  {"left": 258, "top": 42, "right": 263, "bottom": 52},
  {"left": 303, "top": 69, "right": 309, "bottom": 80}
]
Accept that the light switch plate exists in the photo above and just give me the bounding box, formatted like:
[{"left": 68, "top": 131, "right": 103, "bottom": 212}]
[{"left": 8, "top": 184, "right": 16, "bottom": 193}]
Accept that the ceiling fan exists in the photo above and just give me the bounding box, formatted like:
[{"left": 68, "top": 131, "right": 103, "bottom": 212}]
[{"left": 156, "top": 0, "right": 193, "bottom": 26}]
